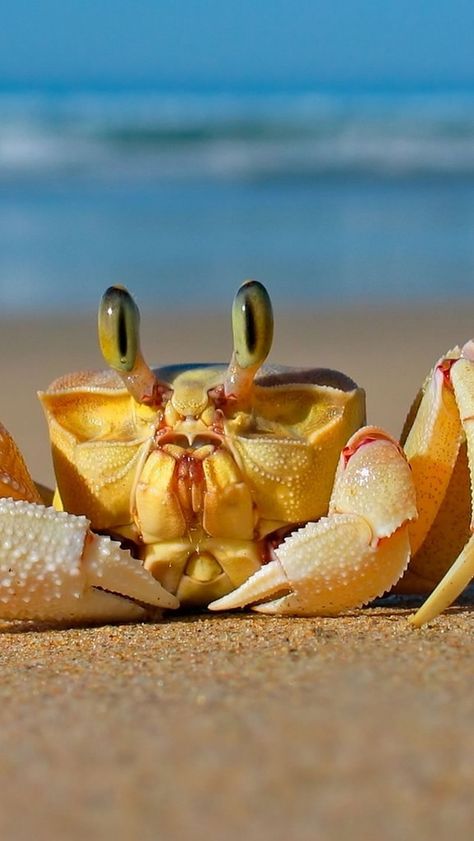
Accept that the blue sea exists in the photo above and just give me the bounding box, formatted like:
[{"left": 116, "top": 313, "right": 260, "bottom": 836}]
[{"left": 1, "top": 84, "right": 474, "bottom": 314}]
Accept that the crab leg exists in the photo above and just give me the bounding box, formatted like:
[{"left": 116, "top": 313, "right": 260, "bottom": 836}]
[
  {"left": 410, "top": 348, "right": 474, "bottom": 626},
  {"left": 209, "top": 428, "right": 417, "bottom": 615},
  {"left": 0, "top": 422, "right": 43, "bottom": 504},
  {"left": 401, "top": 354, "right": 464, "bottom": 560}
]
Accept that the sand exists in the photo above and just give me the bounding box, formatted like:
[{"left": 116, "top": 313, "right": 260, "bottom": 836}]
[{"left": 0, "top": 304, "right": 473, "bottom": 841}]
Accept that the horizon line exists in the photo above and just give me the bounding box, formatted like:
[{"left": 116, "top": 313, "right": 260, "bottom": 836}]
[{"left": 2, "top": 77, "right": 474, "bottom": 96}]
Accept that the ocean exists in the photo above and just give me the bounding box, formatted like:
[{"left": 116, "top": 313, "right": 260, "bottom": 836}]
[{"left": 1, "top": 84, "right": 474, "bottom": 314}]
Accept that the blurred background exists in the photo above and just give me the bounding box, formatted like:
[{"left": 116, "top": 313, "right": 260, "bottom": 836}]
[
  {"left": 2, "top": 0, "right": 474, "bottom": 315},
  {"left": 2, "top": 0, "right": 474, "bottom": 480}
]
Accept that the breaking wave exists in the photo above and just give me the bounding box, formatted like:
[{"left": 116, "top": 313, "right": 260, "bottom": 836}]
[{"left": 2, "top": 87, "right": 474, "bottom": 181}]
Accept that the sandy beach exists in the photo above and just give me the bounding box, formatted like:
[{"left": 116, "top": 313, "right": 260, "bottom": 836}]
[{"left": 0, "top": 304, "right": 473, "bottom": 840}]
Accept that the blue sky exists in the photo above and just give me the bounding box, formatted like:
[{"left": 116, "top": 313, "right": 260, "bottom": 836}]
[{"left": 1, "top": 0, "right": 474, "bottom": 88}]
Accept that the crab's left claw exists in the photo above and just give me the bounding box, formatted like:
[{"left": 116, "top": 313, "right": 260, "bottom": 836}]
[
  {"left": 0, "top": 421, "right": 178, "bottom": 624},
  {"left": 210, "top": 428, "right": 417, "bottom": 615},
  {"left": 0, "top": 498, "right": 179, "bottom": 624}
]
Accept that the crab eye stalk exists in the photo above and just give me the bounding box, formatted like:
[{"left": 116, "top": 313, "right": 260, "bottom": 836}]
[
  {"left": 224, "top": 280, "right": 274, "bottom": 401},
  {"left": 98, "top": 285, "right": 160, "bottom": 405},
  {"left": 99, "top": 285, "right": 139, "bottom": 373}
]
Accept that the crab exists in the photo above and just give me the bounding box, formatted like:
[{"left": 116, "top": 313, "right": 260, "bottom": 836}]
[{"left": 0, "top": 280, "right": 472, "bottom": 628}]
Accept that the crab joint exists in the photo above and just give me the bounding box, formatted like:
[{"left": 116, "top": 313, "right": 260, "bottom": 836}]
[
  {"left": 98, "top": 285, "right": 164, "bottom": 405},
  {"left": 224, "top": 280, "right": 274, "bottom": 403}
]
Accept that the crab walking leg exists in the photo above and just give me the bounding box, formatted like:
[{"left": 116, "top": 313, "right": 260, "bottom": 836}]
[
  {"left": 410, "top": 537, "right": 474, "bottom": 627},
  {"left": 0, "top": 498, "right": 179, "bottom": 623},
  {"left": 411, "top": 352, "right": 474, "bottom": 626},
  {"left": 0, "top": 423, "right": 43, "bottom": 504},
  {"left": 209, "top": 428, "right": 417, "bottom": 615},
  {"left": 402, "top": 356, "right": 463, "bottom": 558}
]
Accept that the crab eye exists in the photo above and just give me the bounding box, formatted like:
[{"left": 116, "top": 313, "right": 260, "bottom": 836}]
[
  {"left": 224, "top": 280, "right": 274, "bottom": 403},
  {"left": 232, "top": 280, "right": 273, "bottom": 370},
  {"left": 98, "top": 285, "right": 162, "bottom": 406},
  {"left": 98, "top": 285, "right": 139, "bottom": 373}
]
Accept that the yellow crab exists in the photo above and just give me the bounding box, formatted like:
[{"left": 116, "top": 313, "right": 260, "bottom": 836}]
[{"left": 0, "top": 280, "right": 472, "bottom": 627}]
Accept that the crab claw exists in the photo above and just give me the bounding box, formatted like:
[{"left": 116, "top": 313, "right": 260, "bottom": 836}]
[
  {"left": 209, "top": 427, "right": 417, "bottom": 615},
  {"left": 0, "top": 498, "right": 179, "bottom": 624}
]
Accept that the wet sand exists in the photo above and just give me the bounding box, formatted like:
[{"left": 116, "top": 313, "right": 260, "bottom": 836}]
[{"left": 0, "top": 304, "right": 473, "bottom": 840}]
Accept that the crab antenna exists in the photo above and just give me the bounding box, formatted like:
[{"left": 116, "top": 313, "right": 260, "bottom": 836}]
[
  {"left": 98, "top": 285, "right": 160, "bottom": 405},
  {"left": 224, "top": 280, "right": 274, "bottom": 401}
]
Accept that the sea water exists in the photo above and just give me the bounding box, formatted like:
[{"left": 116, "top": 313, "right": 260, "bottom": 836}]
[{"left": 1, "top": 84, "right": 474, "bottom": 314}]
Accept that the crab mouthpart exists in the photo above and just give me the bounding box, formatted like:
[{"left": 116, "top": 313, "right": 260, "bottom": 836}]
[{"left": 156, "top": 426, "right": 223, "bottom": 451}]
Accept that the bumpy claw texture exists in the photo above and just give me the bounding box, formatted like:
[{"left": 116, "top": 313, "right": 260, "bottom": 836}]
[
  {"left": 210, "top": 427, "right": 417, "bottom": 615},
  {"left": 0, "top": 498, "right": 178, "bottom": 623}
]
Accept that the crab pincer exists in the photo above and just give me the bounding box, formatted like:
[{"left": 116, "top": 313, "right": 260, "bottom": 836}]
[
  {"left": 210, "top": 427, "right": 417, "bottom": 615},
  {"left": 0, "top": 498, "right": 178, "bottom": 623},
  {"left": 0, "top": 423, "right": 178, "bottom": 624}
]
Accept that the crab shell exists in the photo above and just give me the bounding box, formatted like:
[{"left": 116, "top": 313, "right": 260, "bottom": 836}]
[{"left": 39, "top": 364, "right": 365, "bottom": 607}]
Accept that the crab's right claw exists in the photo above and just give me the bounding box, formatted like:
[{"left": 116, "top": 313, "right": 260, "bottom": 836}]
[
  {"left": 0, "top": 498, "right": 179, "bottom": 624},
  {"left": 210, "top": 428, "right": 417, "bottom": 615}
]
